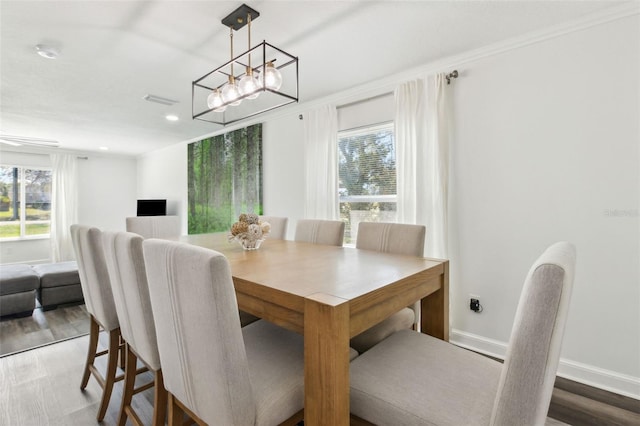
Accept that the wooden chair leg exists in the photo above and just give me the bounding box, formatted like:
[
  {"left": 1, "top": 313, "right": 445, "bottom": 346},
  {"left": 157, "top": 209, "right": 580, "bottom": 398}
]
[
  {"left": 80, "top": 316, "right": 100, "bottom": 390},
  {"left": 117, "top": 343, "right": 137, "bottom": 426},
  {"left": 152, "top": 369, "right": 168, "bottom": 426},
  {"left": 167, "top": 393, "right": 184, "bottom": 426},
  {"left": 118, "top": 333, "right": 126, "bottom": 369},
  {"left": 97, "top": 328, "right": 121, "bottom": 422}
]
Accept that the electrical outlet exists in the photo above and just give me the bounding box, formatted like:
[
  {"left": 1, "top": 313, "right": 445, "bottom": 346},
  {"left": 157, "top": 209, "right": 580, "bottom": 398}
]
[
  {"left": 470, "top": 298, "right": 480, "bottom": 312},
  {"left": 469, "top": 294, "right": 482, "bottom": 313}
]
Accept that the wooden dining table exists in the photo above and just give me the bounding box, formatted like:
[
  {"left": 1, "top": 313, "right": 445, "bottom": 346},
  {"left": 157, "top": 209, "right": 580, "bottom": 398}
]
[{"left": 181, "top": 232, "right": 449, "bottom": 426}]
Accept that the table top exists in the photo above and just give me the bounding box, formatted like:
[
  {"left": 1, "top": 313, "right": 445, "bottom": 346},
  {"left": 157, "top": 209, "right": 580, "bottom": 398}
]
[{"left": 180, "top": 232, "right": 445, "bottom": 302}]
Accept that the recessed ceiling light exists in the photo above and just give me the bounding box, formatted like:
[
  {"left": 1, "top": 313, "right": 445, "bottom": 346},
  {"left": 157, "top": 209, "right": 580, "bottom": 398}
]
[
  {"left": 35, "top": 44, "right": 59, "bottom": 59},
  {"left": 99, "top": 146, "right": 109, "bottom": 151},
  {"left": 165, "top": 114, "right": 179, "bottom": 121}
]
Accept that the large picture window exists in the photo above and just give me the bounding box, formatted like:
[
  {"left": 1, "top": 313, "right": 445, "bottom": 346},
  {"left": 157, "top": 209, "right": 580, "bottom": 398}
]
[
  {"left": 338, "top": 122, "right": 396, "bottom": 244},
  {"left": 0, "top": 165, "right": 52, "bottom": 239}
]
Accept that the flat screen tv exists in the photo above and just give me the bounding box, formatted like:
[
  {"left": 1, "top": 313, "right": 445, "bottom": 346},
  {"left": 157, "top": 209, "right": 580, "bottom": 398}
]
[{"left": 137, "top": 199, "right": 167, "bottom": 216}]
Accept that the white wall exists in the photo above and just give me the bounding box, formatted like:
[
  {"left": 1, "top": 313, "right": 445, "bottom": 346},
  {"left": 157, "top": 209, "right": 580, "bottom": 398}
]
[
  {"left": 76, "top": 155, "right": 137, "bottom": 232},
  {"left": 448, "top": 14, "right": 639, "bottom": 396},
  {"left": 262, "top": 115, "right": 306, "bottom": 239},
  {"left": 136, "top": 142, "right": 187, "bottom": 232},
  {"left": 136, "top": 13, "right": 639, "bottom": 397},
  {"left": 0, "top": 150, "right": 137, "bottom": 263}
]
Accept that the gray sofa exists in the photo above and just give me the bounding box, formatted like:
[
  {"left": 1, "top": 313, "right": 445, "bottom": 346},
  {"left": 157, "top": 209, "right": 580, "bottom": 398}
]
[
  {"left": 33, "top": 261, "right": 84, "bottom": 310},
  {"left": 0, "top": 265, "right": 40, "bottom": 317},
  {"left": 0, "top": 261, "right": 83, "bottom": 316}
]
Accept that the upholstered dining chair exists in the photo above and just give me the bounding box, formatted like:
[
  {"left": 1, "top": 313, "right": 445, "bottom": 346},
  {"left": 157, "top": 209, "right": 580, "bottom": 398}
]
[
  {"left": 350, "top": 242, "right": 577, "bottom": 426},
  {"left": 70, "top": 225, "right": 122, "bottom": 422},
  {"left": 102, "top": 231, "right": 167, "bottom": 426},
  {"left": 126, "top": 215, "right": 181, "bottom": 239},
  {"left": 294, "top": 219, "right": 345, "bottom": 246},
  {"left": 259, "top": 215, "right": 288, "bottom": 240},
  {"left": 142, "top": 239, "right": 306, "bottom": 426},
  {"left": 349, "top": 222, "right": 426, "bottom": 353}
]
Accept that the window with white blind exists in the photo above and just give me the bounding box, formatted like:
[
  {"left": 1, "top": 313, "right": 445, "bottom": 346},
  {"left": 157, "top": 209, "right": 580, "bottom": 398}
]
[{"left": 338, "top": 122, "right": 396, "bottom": 244}]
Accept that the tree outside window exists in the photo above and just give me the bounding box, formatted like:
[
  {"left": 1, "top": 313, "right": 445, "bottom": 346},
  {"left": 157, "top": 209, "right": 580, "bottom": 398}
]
[
  {"left": 0, "top": 166, "right": 52, "bottom": 239},
  {"left": 338, "top": 123, "right": 396, "bottom": 244}
]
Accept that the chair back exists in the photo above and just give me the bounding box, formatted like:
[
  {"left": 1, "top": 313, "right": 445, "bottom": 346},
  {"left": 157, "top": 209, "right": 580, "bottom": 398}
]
[
  {"left": 259, "top": 216, "right": 288, "bottom": 240},
  {"left": 294, "top": 219, "right": 345, "bottom": 246},
  {"left": 142, "top": 239, "right": 255, "bottom": 425},
  {"left": 70, "top": 225, "right": 119, "bottom": 331},
  {"left": 102, "top": 231, "right": 160, "bottom": 371},
  {"left": 356, "top": 222, "right": 425, "bottom": 257},
  {"left": 126, "top": 215, "right": 181, "bottom": 239},
  {"left": 490, "top": 242, "right": 576, "bottom": 426}
]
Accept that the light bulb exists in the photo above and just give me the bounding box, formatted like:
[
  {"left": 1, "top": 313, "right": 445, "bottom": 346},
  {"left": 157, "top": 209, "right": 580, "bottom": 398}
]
[
  {"left": 222, "top": 79, "right": 242, "bottom": 106},
  {"left": 259, "top": 62, "right": 283, "bottom": 91},
  {"left": 238, "top": 68, "right": 261, "bottom": 100},
  {"left": 207, "top": 89, "right": 227, "bottom": 112}
]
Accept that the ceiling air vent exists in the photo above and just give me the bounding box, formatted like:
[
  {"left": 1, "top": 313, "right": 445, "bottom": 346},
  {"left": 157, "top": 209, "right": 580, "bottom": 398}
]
[{"left": 143, "top": 94, "right": 179, "bottom": 106}]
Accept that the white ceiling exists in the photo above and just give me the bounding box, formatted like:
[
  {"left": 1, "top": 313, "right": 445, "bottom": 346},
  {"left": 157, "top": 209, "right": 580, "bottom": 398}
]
[{"left": 0, "top": 0, "right": 630, "bottom": 156}]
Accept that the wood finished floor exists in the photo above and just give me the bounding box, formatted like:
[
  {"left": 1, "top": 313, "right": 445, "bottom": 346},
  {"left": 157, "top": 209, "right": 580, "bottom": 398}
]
[
  {"left": 1, "top": 310, "right": 638, "bottom": 425},
  {"left": 0, "top": 334, "right": 572, "bottom": 426},
  {"left": 1, "top": 333, "right": 158, "bottom": 425},
  {"left": 0, "top": 304, "right": 89, "bottom": 357}
]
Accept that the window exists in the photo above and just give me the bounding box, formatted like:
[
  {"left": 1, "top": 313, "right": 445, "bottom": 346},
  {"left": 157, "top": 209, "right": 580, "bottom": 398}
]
[
  {"left": 338, "top": 123, "right": 396, "bottom": 244},
  {"left": 0, "top": 165, "right": 52, "bottom": 239}
]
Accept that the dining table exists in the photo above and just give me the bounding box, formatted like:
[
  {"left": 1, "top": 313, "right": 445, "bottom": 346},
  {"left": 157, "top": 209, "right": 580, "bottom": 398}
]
[{"left": 181, "top": 232, "right": 449, "bottom": 426}]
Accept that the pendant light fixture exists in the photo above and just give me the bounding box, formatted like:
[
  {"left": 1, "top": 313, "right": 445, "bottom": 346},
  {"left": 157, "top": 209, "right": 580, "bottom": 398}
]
[
  {"left": 238, "top": 13, "right": 261, "bottom": 100},
  {"left": 192, "top": 4, "right": 299, "bottom": 126}
]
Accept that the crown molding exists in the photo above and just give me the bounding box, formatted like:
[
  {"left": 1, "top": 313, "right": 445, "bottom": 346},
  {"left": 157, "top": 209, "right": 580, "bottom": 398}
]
[
  {"left": 160, "top": 2, "right": 640, "bottom": 154},
  {"left": 298, "top": 1, "right": 640, "bottom": 112}
]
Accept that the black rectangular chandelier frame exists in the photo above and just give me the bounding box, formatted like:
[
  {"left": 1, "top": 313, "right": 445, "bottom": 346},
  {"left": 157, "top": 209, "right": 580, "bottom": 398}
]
[
  {"left": 192, "top": 41, "right": 299, "bottom": 126},
  {"left": 191, "top": 4, "right": 299, "bottom": 127}
]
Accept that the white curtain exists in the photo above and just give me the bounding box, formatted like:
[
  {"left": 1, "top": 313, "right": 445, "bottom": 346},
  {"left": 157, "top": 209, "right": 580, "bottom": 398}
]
[
  {"left": 395, "top": 74, "right": 450, "bottom": 259},
  {"left": 50, "top": 154, "right": 78, "bottom": 262},
  {"left": 303, "top": 104, "right": 339, "bottom": 220}
]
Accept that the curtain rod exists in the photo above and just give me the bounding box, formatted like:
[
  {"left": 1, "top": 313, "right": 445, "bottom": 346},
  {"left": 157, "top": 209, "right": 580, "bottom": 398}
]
[
  {"left": 341, "top": 69, "right": 460, "bottom": 108},
  {"left": 299, "top": 69, "right": 460, "bottom": 119},
  {"left": 445, "top": 70, "right": 459, "bottom": 85}
]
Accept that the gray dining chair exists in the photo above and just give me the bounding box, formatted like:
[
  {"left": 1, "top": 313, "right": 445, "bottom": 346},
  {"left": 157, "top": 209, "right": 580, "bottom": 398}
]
[
  {"left": 70, "top": 225, "right": 122, "bottom": 422},
  {"left": 259, "top": 215, "right": 288, "bottom": 240},
  {"left": 102, "top": 231, "right": 167, "bottom": 426},
  {"left": 350, "top": 241, "right": 577, "bottom": 426},
  {"left": 142, "top": 239, "right": 306, "bottom": 426},
  {"left": 294, "top": 219, "right": 345, "bottom": 246},
  {"left": 126, "top": 215, "right": 181, "bottom": 239},
  {"left": 350, "top": 222, "right": 425, "bottom": 354}
]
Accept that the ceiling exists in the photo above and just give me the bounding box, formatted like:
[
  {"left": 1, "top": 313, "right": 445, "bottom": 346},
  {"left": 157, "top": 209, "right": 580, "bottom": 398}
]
[{"left": 0, "top": 0, "right": 630, "bottom": 156}]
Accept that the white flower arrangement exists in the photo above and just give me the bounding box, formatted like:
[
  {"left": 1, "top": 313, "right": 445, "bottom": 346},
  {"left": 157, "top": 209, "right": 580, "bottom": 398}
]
[{"left": 229, "top": 213, "right": 271, "bottom": 250}]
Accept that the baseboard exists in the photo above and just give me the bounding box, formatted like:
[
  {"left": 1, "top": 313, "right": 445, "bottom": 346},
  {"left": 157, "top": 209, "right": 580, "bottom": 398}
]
[{"left": 450, "top": 329, "right": 640, "bottom": 401}]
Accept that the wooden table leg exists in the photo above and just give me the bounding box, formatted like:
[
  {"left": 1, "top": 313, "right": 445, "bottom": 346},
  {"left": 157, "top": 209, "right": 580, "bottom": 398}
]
[
  {"left": 304, "top": 293, "right": 350, "bottom": 426},
  {"left": 421, "top": 261, "right": 450, "bottom": 341}
]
